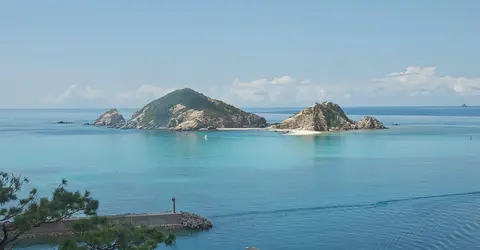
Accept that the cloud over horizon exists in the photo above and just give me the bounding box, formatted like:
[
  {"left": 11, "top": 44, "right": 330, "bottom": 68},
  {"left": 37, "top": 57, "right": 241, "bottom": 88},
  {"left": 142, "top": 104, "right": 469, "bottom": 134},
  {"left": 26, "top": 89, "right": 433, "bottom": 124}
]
[
  {"left": 372, "top": 66, "right": 480, "bottom": 97},
  {"left": 226, "top": 76, "right": 341, "bottom": 106},
  {"left": 38, "top": 66, "right": 480, "bottom": 108},
  {"left": 116, "top": 85, "right": 175, "bottom": 106},
  {"left": 44, "top": 84, "right": 105, "bottom": 105}
]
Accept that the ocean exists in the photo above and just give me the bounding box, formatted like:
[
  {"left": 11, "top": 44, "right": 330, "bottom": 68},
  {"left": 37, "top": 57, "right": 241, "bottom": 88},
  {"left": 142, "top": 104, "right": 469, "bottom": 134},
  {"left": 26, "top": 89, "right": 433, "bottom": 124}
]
[{"left": 1, "top": 106, "right": 480, "bottom": 250}]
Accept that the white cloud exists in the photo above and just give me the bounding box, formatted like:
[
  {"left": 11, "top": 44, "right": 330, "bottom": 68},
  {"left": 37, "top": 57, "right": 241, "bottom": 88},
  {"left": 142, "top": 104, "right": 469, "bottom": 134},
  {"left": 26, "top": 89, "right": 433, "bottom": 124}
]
[
  {"left": 373, "top": 66, "right": 480, "bottom": 96},
  {"left": 135, "top": 84, "right": 174, "bottom": 99},
  {"left": 300, "top": 79, "right": 312, "bottom": 85},
  {"left": 227, "top": 76, "right": 342, "bottom": 106},
  {"left": 270, "top": 76, "right": 296, "bottom": 85},
  {"left": 294, "top": 84, "right": 328, "bottom": 103},
  {"left": 114, "top": 84, "right": 176, "bottom": 107},
  {"left": 224, "top": 67, "right": 480, "bottom": 106},
  {"left": 449, "top": 77, "right": 480, "bottom": 95},
  {"left": 83, "top": 86, "right": 104, "bottom": 99},
  {"left": 46, "top": 83, "right": 179, "bottom": 107},
  {"left": 45, "top": 84, "right": 105, "bottom": 104},
  {"left": 230, "top": 79, "right": 269, "bottom": 102},
  {"left": 117, "top": 84, "right": 175, "bottom": 101},
  {"left": 55, "top": 84, "right": 78, "bottom": 103},
  {"left": 39, "top": 67, "right": 480, "bottom": 108}
]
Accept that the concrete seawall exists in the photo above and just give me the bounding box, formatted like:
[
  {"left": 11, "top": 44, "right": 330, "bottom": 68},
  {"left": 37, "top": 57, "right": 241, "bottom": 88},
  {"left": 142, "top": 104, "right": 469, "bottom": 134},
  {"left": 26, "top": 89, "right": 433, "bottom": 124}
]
[{"left": 22, "top": 213, "right": 183, "bottom": 239}]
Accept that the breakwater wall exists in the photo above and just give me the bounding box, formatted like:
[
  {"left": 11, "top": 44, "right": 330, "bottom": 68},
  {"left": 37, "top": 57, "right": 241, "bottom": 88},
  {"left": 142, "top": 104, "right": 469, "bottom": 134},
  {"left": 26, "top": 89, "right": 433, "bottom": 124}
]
[{"left": 21, "top": 212, "right": 211, "bottom": 239}]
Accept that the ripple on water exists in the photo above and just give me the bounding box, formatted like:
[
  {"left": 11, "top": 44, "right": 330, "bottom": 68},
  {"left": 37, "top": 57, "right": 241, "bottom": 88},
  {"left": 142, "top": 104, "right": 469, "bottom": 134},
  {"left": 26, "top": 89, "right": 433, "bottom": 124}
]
[
  {"left": 375, "top": 194, "right": 480, "bottom": 250},
  {"left": 195, "top": 192, "right": 480, "bottom": 250}
]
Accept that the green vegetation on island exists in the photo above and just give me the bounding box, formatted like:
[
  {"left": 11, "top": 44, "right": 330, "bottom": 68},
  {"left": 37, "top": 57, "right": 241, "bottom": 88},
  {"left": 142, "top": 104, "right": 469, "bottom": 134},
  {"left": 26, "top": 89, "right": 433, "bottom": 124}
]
[
  {"left": 93, "top": 88, "right": 267, "bottom": 130},
  {"left": 91, "top": 88, "right": 386, "bottom": 133}
]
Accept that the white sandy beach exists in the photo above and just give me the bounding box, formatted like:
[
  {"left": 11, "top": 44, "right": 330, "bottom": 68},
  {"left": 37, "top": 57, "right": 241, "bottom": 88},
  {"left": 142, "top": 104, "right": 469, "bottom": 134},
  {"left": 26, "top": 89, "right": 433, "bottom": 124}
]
[
  {"left": 216, "top": 128, "right": 266, "bottom": 131},
  {"left": 216, "top": 127, "right": 323, "bottom": 135},
  {"left": 283, "top": 130, "right": 323, "bottom": 135}
]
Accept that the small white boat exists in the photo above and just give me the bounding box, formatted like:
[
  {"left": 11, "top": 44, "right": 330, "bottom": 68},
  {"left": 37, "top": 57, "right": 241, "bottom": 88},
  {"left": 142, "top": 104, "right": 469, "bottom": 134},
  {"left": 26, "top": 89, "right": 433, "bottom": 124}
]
[{"left": 204, "top": 135, "right": 208, "bottom": 140}]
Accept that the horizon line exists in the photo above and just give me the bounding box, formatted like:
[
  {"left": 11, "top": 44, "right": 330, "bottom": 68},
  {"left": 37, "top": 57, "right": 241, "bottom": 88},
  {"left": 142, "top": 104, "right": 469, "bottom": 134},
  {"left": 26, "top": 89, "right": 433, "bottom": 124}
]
[{"left": 0, "top": 105, "right": 478, "bottom": 110}]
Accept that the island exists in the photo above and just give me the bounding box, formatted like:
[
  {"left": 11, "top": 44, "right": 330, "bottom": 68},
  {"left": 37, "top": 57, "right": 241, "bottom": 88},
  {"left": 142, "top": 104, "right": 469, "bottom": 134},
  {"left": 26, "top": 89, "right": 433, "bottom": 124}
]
[
  {"left": 93, "top": 108, "right": 126, "bottom": 127},
  {"left": 90, "top": 88, "right": 386, "bottom": 133},
  {"left": 93, "top": 88, "right": 267, "bottom": 130},
  {"left": 271, "top": 101, "right": 386, "bottom": 132}
]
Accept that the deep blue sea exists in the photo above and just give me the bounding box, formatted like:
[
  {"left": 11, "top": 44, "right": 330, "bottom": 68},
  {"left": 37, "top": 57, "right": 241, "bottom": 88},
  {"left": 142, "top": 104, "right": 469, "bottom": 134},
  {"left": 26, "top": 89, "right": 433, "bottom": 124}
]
[{"left": 1, "top": 106, "right": 480, "bottom": 250}]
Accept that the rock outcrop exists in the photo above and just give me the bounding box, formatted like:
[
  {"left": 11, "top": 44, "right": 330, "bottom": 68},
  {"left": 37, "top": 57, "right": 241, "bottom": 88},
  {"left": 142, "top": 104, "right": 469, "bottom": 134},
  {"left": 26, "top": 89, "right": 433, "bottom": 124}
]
[
  {"left": 271, "top": 102, "right": 386, "bottom": 131},
  {"left": 93, "top": 109, "right": 126, "bottom": 127},
  {"left": 180, "top": 212, "right": 213, "bottom": 230},
  {"left": 118, "top": 88, "right": 267, "bottom": 131},
  {"left": 356, "top": 116, "right": 386, "bottom": 129}
]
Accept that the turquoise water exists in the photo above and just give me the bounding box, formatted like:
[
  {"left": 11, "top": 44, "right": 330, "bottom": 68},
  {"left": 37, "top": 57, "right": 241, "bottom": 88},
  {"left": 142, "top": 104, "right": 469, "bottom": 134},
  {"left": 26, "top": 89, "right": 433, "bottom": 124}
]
[{"left": 1, "top": 107, "right": 480, "bottom": 250}]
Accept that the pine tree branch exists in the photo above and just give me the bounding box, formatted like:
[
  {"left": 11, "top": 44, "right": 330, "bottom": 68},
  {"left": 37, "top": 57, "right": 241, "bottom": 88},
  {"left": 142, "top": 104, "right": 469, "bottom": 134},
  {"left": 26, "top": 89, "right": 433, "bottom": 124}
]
[{"left": 0, "top": 222, "right": 8, "bottom": 247}]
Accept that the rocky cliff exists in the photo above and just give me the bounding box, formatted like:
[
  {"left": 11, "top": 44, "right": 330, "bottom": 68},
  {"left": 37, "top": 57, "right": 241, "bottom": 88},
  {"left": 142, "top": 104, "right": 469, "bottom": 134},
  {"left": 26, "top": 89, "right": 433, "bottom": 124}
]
[
  {"left": 117, "top": 88, "right": 267, "bottom": 131},
  {"left": 93, "top": 109, "right": 126, "bottom": 127},
  {"left": 356, "top": 116, "right": 386, "bottom": 129},
  {"left": 271, "top": 102, "right": 386, "bottom": 131}
]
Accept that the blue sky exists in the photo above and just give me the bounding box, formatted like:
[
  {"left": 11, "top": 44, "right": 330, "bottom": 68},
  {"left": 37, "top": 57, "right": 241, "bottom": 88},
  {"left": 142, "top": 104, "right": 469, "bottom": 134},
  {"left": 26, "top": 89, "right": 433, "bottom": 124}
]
[{"left": 1, "top": 1, "right": 479, "bottom": 108}]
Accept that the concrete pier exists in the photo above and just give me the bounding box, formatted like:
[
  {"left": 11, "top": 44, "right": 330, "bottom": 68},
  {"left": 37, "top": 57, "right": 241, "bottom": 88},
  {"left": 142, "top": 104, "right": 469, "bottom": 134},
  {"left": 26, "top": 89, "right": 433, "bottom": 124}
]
[{"left": 20, "top": 212, "right": 211, "bottom": 240}]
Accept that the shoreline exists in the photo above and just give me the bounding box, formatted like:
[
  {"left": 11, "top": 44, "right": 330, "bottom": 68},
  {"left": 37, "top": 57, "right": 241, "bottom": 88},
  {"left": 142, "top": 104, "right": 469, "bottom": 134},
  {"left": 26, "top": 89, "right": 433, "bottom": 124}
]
[
  {"left": 91, "top": 124, "right": 329, "bottom": 135},
  {"left": 216, "top": 127, "right": 324, "bottom": 135},
  {"left": 92, "top": 124, "right": 385, "bottom": 135}
]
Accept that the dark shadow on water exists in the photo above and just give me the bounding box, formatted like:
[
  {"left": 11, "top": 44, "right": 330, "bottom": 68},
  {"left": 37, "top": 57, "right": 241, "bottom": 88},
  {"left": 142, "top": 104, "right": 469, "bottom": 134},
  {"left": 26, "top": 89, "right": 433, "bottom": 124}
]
[{"left": 210, "top": 190, "right": 480, "bottom": 218}]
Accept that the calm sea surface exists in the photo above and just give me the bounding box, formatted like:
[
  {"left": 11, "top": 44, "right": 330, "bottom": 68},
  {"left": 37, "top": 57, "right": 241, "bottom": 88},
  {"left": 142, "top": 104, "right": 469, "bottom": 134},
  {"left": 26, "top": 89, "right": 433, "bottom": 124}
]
[{"left": 1, "top": 106, "right": 480, "bottom": 250}]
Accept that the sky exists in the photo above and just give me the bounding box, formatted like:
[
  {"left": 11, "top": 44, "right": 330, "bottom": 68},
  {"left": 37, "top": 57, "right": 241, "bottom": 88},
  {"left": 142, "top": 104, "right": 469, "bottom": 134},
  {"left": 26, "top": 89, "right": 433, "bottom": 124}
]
[{"left": 1, "top": 0, "right": 480, "bottom": 108}]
